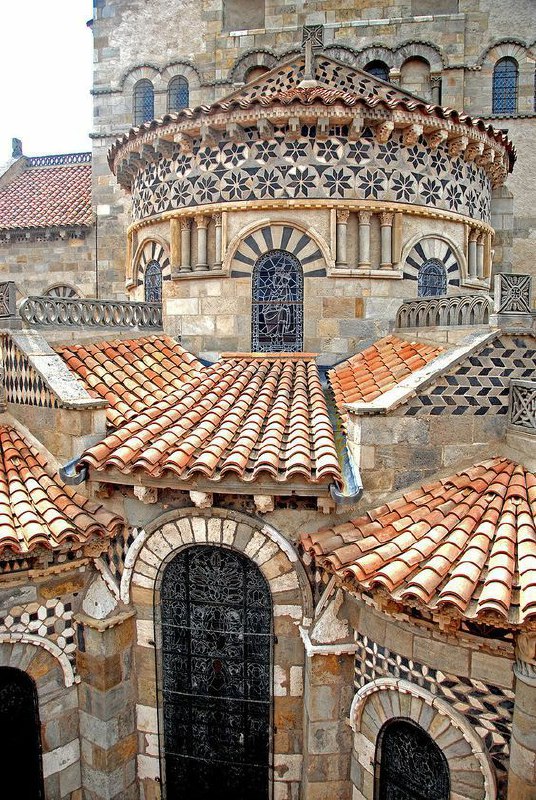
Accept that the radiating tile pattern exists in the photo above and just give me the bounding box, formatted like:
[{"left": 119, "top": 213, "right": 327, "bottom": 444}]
[
  {"left": 135, "top": 240, "right": 171, "bottom": 287},
  {"left": 102, "top": 527, "right": 137, "bottom": 584},
  {"left": 0, "top": 157, "right": 92, "bottom": 230},
  {"left": 130, "top": 127, "right": 491, "bottom": 223},
  {"left": 403, "top": 238, "right": 461, "bottom": 288},
  {"left": 328, "top": 335, "right": 443, "bottom": 415},
  {"left": 57, "top": 335, "right": 203, "bottom": 428},
  {"left": 0, "top": 596, "right": 76, "bottom": 665},
  {"left": 403, "top": 334, "right": 535, "bottom": 416},
  {"left": 0, "top": 426, "right": 124, "bottom": 555},
  {"left": 301, "top": 458, "right": 536, "bottom": 624},
  {"left": 355, "top": 633, "right": 514, "bottom": 784},
  {"left": 230, "top": 223, "right": 326, "bottom": 278},
  {"left": 80, "top": 354, "right": 342, "bottom": 486},
  {"left": 2, "top": 335, "right": 58, "bottom": 408}
]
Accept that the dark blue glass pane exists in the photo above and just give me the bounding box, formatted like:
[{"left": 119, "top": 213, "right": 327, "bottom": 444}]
[
  {"left": 492, "top": 58, "right": 518, "bottom": 115},
  {"left": 418, "top": 259, "right": 447, "bottom": 297},
  {"left": 168, "top": 76, "right": 189, "bottom": 111},
  {"left": 252, "top": 249, "right": 303, "bottom": 352},
  {"left": 134, "top": 80, "right": 154, "bottom": 125},
  {"left": 364, "top": 61, "right": 390, "bottom": 82},
  {"left": 144, "top": 260, "right": 162, "bottom": 302}
]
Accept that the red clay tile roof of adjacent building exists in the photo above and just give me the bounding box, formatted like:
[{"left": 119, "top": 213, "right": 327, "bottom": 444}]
[
  {"left": 0, "top": 425, "right": 123, "bottom": 555},
  {"left": 0, "top": 154, "right": 92, "bottom": 230},
  {"left": 328, "top": 335, "right": 443, "bottom": 415},
  {"left": 57, "top": 335, "right": 204, "bottom": 428},
  {"left": 79, "top": 353, "right": 342, "bottom": 487},
  {"left": 301, "top": 458, "right": 536, "bottom": 626}
]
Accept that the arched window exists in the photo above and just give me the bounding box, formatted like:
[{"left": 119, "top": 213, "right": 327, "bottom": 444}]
[
  {"left": 400, "top": 57, "right": 431, "bottom": 98},
  {"left": 159, "top": 545, "right": 272, "bottom": 798},
  {"left": 133, "top": 79, "right": 154, "bottom": 125},
  {"left": 364, "top": 60, "right": 390, "bottom": 82},
  {"left": 493, "top": 57, "right": 518, "bottom": 115},
  {"left": 418, "top": 258, "right": 447, "bottom": 297},
  {"left": 43, "top": 284, "right": 80, "bottom": 299},
  {"left": 168, "top": 76, "right": 189, "bottom": 112},
  {"left": 0, "top": 667, "right": 44, "bottom": 798},
  {"left": 144, "top": 260, "right": 162, "bottom": 302},
  {"left": 376, "top": 719, "right": 449, "bottom": 800},
  {"left": 252, "top": 249, "right": 304, "bottom": 352},
  {"left": 245, "top": 65, "right": 270, "bottom": 83}
]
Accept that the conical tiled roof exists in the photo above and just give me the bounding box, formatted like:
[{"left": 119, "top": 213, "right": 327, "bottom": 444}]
[{"left": 301, "top": 458, "right": 536, "bottom": 626}]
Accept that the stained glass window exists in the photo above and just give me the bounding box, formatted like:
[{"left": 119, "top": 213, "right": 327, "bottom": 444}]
[
  {"left": 168, "top": 76, "right": 189, "bottom": 112},
  {"left": 144, "top": 260, "right": 162, "bottom": 302},
  {"left": 492, "top": 58, "right": 518, "bottom": 115},
  {"left": 377, "top": 719, "right": 450, "bottom": 800},
  {"left": 418, "top": 258, "right": 447, "bottom": 297},
  {"left": 134, "top": 79, "right": 154, "bottom": 125},
  {"left": 252, "top": 249, "right": 303, "bottom": 352},
  {"left": 364, "top": 60, "right": 390, "bottom": 82},
  {"left": 159, "top": 546, "right": 272, "bottom": 799},
  {"left": 0, "top": 668, "right": 44, "bottom": 799}
]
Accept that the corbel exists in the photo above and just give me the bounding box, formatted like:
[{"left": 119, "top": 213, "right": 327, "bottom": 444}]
[
  {"left": 155, "top": 137, "right": 175, "bottom": 159},
  {"left": 348, "top": 114, "right": 364, "bottom": 141},
  {"left": 464, "top": 141, "right": 484, "bottom": 163},
  {"left": 375, "top": 120, "right": 394, "bottom": 144},
  {"left": 402, "top": 123, "right": 423, "bottom": 147},
  {"left": 200, "top": 124, "right": 219, "bottom": 148},
  {"left": 226, "top": 122, "right": 247, "bottom": 142},
  {"left": 477, "top": 146, "right": 495, "bottom": 167},
  {"left": 426, "top": 128, "right": 448, "bottom": 149},
  {"left": 257, "top": 118, "right": 274, "bottom": 139},
  {"left": 287, "top": 116, "right": 301, "bottom": 140},
  {"left": 174, "top": 132, "right": 194, "bottom": 153},
  {"left": 316, "top": 116, "right": 330, "bottom": 140},
  {"left": 142, "top": 143, "right": 158, "bottom": 163},
  {"left": 448, "top": 135, "right": 468, "bottom": 158}
]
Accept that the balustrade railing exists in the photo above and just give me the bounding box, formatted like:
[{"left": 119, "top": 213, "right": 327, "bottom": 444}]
[
  {"left": 396, "top": 294, "right": 492, "bottom": 329},
  {"left": 509, "top": 380, "right": 536, "bottom": 434},
  {"left": 19, "top": 296, "right": 162, "bottom": 328}
]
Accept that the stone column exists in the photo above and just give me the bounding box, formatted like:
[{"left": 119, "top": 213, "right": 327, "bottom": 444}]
[
  {"left": 179, "top": 217, "right": 192, "bottom": 273},
  {"left": 194, "top": 214, "right": 209, "bottom": 271},
  {"left": 170, "top": 217, "right": 181, "bottom": 276},
  {"left": 76, "top": 608, "right": 138, "bottom": 800},
  {"left": 477, "top": 232, "right": 485, "bottom": 280},
  {"left": 468, "top": 229, "right": 478, "bottom": 279},
  {"left": 380, "top": 212, "right": 394, "bottom": 269},
  {"left": 508, "top": 633, "right": 536, "bottom": 799},
  {"left": 335, "top": 209, "right": 349, "bottom": 268},
  {"left": 430, "top": 74, "right": 442, "bottom": 104},
  {"left": 358, "top": 211, "right": 371, "bottom": 269},
  {"left": 213, "top": 212, "right": 223, "bottom": 269}
]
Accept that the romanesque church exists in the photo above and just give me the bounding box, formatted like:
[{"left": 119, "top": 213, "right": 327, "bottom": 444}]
[{"left": 0, "top": 2, "right": 534, "bottom": 799}]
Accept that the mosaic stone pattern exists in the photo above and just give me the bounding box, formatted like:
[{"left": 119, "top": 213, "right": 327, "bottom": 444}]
[
  {"left": 131, "top": 129, "right": 491, "bottom": 223},
  {"left": 136, "top": 240, "right": 171, "bottom": 287},
  {"left": 102, "top": 527, "right": 137, "bottom": 584},
  {"left": 403, "top": 335, "right": 535, "bottom": 416},
  {"left": 0, "top": 597, "right": 76, "bottom": 665},
  {"left": 2, "top": 335, "right": 58, "bottom": 408},
  {"left": 354, "top": 633, "right": 514, "bottom": 783}
]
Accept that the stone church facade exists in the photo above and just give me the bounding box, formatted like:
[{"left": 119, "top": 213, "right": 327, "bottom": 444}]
[{"left": 0, "top": 3, "right": 533, "bottom": 800}]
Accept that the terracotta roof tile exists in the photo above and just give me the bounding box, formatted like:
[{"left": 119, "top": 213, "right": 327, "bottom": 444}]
[
  {"left": 301, "top": 458, "right": 536, "bottom": 626},
  {"left": 0, "top": 425, "right": 123, "bottom": 555},
  {"left": 0, "top": 155, "right": 92, "bottom": 230},
  {"left": 57, "top": 335, "right": 203, "bottom": 427},
  {"left": 79, "top": 353, "right": 342, "bottom": 487},
  {"left": 328, "top": 335, "right": 443, "bottom": 416}
]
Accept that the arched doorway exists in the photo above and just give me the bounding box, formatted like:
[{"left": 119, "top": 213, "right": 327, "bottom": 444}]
[
  {"left": 376, "top": 718, "right": 449, "bottom": 800},
  {"left": 252, "top": 249, "right": 303, "bottom": 352},
  {"left": 0, "top": 667, "right": 44, "bottom": 798},
  {"left": 159, "top": 545, "right": 272, "bottom": 800}
]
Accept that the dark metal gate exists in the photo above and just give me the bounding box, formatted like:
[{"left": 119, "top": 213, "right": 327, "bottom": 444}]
[
  {"left": 159, "top": 545, "right": 272, "bottom": 800},
  {"left": 377, "top": 719, "right": 450, "bottom": 800},
  {"left": 0, "top": 667, "right": 44, "bottom": 799}
]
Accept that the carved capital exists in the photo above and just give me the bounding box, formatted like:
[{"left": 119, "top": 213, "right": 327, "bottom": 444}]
[
  {"left": 336, "top": 209, "right": 350, "bottom": 224},
  {"left": 359, "top": 210, "right": 372, "bottom": 225},
  {"left": 515, "top": 632, "right": 536, "bottom": 683},
  {"left": 180, "top": 217, "right": 192, "bottom": 232},
  {"left": 469, "top": 229, "right": 480, "bottom": 243},
  {"left": 380, "top": 211, "right": 394, "bottom": 227},
  {"left": 195, "top": 214, "right": 209, "bottom": 230},
  {"left": 212, "top": 212, "right": 223, "bottom": 226}
]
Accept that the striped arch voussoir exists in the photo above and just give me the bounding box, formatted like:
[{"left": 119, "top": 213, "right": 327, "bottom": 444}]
[
  {"left": 230, "top": 224, "right": 327, "bottom": 278},
  {"left": 403, "top": 237, "right": 460, "bottom": 287},
  {"left": 136, "top": 240, "right": 171, "bottom": 287}
]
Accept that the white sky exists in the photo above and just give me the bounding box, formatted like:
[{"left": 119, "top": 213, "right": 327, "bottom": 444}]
[{"left": 0, "top": 0, "right": 93, "bottom": 163}]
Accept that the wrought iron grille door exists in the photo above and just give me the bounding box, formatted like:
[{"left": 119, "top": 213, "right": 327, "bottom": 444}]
[
  {"left": 0, "top": 667, "right": 45, "bottom": 799},
  {"left": 159, "top": 545, "right": 272, "bottom": 800},
  {"left": 377, "top": 719, "right": 449, "bottom": 800},
  {"left": 252, "top": 249, "right": 303, "bottom": 352}
]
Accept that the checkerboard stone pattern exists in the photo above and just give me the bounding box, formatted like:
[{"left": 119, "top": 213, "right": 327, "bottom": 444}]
[
  {"left": 403, "top": 334, "right": 535, "bottom": 416},
  {"left": 354, "top": 633, "right": 514, "bottom": 789},
  {"left": 1, "top": 335, "right": 58, "bottom": 407},
  {"left": 0, "top": 597, "right": 76, "bottom": 664},
  {"left": 102, "top": 527, "right": 137, "bottom": 584}
]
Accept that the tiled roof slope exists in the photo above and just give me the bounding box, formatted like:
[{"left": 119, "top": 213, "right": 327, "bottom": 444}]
[
  {"left": 328, "top": 335, "right": 443, "bottom": 415},
  {"left": 301, "top": 458, "right": 536, "bottom": 626},
  {"left": 80, "top": 353, "right": 342, "bottom": 487},
  {"left": 57, "top": 335, "right": 203, "bottom": 427},
  {"left": 0, "top": 155, "right": 92, "bottom": 230},
  {"left": 0, "top": 425, "right": 123, "bottom": 555}
]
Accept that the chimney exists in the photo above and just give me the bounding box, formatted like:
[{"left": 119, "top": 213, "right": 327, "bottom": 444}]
[{"left": 11, "top": 138, "right": 23, "bottom": 159}]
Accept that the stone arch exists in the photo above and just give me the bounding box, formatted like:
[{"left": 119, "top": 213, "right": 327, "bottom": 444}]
[
  {"left": 226, "top": 220, "right": 331, "bottom": 277},
  {"left": 230, "top": 48, "right": 279, "bottom": 84},
  {"left": 402, "top": 234, "right": 464, "bottom": 290},
  {"left": 121, "top": 64, "right": 160, "bottom": 93},
  {"left": 0, "top": 633, "right": 75, "bottom": 687},
  {"left": 394, "top": 41, "right": 444, "bottom": 72},
  {"left": 133, "top": 237, "right": 171, "bottom": 288},
  {"left": 43, "top": 283, "right": 81, "bottom": 299},
  {"left": 355, "top": 45, "right": 396, "bottom": 73},
  {"left": 350, "top": 677, "right": 497, "bottom": 800},
  {"left": 125, "top": 508, "right": 311, "bottom": 795},
  {"left": 478, "top": 39, "right": 533, "bottom": 68},
  {"left": 160, "top": 61, "right": 201, "bottom": 88}
]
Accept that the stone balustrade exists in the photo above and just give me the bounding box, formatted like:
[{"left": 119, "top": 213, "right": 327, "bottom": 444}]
[
  {"left": 396, "top": 293, "right": 492, "bottom": 329},
  {"left": 18, "top": 295, "right": 162, "bottom": 329},
  {"left": 509, "top": 380, "right": 536, "bottom": 434}
]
